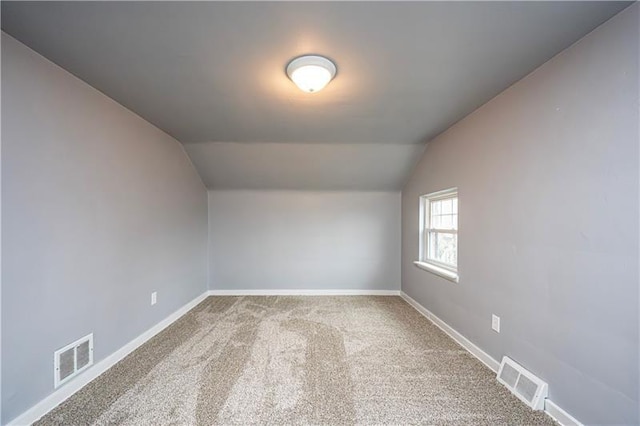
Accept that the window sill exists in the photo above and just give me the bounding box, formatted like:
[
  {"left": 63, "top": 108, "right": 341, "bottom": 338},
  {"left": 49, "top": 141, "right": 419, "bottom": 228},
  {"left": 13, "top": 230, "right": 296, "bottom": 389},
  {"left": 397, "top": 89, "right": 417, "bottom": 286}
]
[{"left": 413, "top": 261, "right": 459, "bottom": 283}]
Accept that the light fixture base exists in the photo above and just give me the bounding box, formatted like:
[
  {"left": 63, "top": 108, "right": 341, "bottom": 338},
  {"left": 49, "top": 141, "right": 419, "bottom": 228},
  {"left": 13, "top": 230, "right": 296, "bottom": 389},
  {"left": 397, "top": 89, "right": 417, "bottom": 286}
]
[{"left": 286, "top": 55, "right": 337, "bottom": 93}]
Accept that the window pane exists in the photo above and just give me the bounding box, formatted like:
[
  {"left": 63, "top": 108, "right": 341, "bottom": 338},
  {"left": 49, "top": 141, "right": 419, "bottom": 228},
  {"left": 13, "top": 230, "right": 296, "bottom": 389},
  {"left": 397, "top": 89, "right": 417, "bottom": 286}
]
[
  {"left": 441, "top": 198, "right": 452, "bottom": 214},
  {"left": 431, "top": 214, "right": 441, "bottom": 229},
  {"left": 440, "top": 214, "right": 452, "bottom": 229},
  {"left": 422, "top": 190, "right": 458, "bottom": 271},
  {"left": 428, "top": 232, "right": 457, "bottom": 266},
  {"left": 431, "top": 200, "right": 441, "bottom": 216}
]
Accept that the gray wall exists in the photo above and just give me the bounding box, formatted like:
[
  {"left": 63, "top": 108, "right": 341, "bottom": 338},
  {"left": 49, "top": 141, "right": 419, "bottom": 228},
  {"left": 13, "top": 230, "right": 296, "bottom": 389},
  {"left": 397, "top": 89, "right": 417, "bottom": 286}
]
[
  {"left": 209, "top": 190, "right": 400, "bottom": 291},
  {"left": 1, "top": 34, "right": 208, "bottom": 424},
  {"left": 402, "top": 5, "right": 638, "bottom": 425}
]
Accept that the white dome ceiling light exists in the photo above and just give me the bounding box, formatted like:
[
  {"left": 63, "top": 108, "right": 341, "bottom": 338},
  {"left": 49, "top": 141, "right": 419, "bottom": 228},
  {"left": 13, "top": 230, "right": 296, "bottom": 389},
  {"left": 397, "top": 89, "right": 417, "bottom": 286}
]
[{"left": 286, "top": 55, "right": 337, "bottom": 93}]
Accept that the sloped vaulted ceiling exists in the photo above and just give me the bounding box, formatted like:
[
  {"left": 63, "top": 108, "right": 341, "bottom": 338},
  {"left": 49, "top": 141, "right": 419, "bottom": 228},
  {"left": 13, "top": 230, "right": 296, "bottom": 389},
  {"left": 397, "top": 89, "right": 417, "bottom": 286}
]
[{"left": 1, "top": 1, "right": 631, "bottom": 190}]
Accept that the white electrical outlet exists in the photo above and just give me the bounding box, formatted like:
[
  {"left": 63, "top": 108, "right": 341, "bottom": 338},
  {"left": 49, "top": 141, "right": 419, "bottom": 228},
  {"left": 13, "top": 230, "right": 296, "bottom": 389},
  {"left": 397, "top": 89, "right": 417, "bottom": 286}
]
[
  {"left": 492, "top": 314, "right": 501, "bottom": 333},
  {"left": 151, "top": 292, "right": 157, "bottom": 306}
]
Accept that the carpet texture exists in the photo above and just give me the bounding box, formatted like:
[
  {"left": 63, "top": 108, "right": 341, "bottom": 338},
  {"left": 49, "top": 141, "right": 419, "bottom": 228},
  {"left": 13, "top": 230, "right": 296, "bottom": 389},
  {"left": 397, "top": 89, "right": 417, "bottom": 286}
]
[{"left": 36, "top": 296, "right": 556, "bottom": 425}]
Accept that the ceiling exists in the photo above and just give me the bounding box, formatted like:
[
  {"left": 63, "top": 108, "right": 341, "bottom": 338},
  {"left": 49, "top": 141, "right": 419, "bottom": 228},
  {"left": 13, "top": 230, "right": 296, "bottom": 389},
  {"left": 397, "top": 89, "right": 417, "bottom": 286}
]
[
  {"left": 1, "top": 1, "right": 631, "bottom": 190},
  {"left": 184, "top": 142, "right": 425, "bottom": 191}
]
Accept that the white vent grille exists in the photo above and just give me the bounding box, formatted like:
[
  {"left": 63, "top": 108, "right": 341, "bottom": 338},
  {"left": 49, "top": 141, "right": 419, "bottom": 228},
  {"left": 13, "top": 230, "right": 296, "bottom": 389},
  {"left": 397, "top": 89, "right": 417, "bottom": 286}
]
[
  {"left": 497, "top": 356, "right": 548, "bottom": 410},
  {"left": 54, "top": 333, "right": 93, "bottom": 387}
]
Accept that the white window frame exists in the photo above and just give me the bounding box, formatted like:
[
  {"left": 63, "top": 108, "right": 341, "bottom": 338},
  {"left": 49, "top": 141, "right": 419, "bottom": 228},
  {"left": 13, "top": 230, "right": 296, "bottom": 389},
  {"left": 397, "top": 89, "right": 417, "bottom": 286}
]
[{"left": 414, "top": 188, "right": 459, "bottom": 283}]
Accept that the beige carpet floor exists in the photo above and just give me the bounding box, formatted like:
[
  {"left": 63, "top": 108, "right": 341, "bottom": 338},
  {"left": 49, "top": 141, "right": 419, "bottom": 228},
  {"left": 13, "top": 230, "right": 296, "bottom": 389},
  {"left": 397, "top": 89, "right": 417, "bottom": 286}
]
[{"left": 36, "top": 296, "right": 555, "bottom": 425}]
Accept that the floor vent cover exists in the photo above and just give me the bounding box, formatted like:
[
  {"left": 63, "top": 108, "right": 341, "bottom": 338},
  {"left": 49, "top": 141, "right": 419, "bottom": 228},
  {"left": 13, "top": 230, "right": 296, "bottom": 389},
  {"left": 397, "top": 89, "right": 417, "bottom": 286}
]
[
  {"left": 497, "top": 356, "right": 548, "bottom": 410},
  {"left": 54, "top": 333, "right": 94, "bottom": 387}
]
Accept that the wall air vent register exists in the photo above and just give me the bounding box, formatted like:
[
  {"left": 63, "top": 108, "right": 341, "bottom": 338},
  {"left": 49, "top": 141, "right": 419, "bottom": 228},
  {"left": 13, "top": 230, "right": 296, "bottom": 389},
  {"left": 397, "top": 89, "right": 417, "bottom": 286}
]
[{"left": 54, "top": 333, "right": 94, "bottom": 388}]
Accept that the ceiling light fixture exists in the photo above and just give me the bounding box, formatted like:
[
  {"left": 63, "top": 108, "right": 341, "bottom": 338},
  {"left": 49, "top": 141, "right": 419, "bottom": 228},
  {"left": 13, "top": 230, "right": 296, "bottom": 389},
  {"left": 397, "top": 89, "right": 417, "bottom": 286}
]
[{"left": 286, "top": 55, "right": 337, "bottom": 93}]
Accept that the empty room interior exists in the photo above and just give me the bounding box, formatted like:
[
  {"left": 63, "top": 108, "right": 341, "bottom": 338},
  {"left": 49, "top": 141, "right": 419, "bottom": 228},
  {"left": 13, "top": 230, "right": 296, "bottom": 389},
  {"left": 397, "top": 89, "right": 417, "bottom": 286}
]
[{"left": 1, "top": 1, "right": 639, "bottom": 425}]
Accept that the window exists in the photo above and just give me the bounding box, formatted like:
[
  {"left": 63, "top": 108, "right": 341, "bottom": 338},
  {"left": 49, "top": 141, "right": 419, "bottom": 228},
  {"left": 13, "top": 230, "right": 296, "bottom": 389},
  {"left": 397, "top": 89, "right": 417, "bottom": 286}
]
[{"left": 415, "top": 188, "right": 458, "bottom": 282}]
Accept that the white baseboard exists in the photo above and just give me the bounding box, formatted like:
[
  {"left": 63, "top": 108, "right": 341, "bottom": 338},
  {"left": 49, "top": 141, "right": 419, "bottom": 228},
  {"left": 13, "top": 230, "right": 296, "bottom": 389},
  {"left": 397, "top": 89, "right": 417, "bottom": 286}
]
[
  {"left": 207, "top": 289, "right": 401, "bottom": 296},
  {"left": 8, "top": 288, "right": 401, "bottom": 423},
  {"left": 7, "top": 291, "right": 210, "bottom": 426},
  {"left": 544, "top": 399, "right": 584, "bottom": 426},
  {"left": 399, "top": 291, "right": 583, "bottom": 426},
  {"left": 400, "top": 291, "right": 500, "bottom": 372},
  {"left": 9, "top": 289, "right": 583, "bottom": 426}
]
